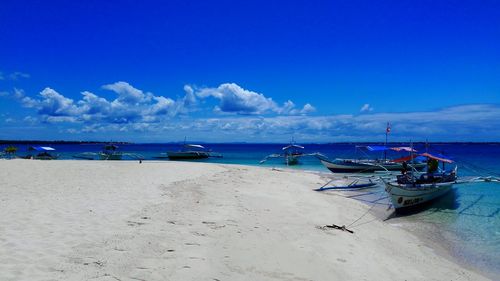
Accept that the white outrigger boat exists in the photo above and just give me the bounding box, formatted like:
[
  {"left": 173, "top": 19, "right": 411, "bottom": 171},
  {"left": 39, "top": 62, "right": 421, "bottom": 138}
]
[
  {"left": 166, "top": 144, "right": 211, "bottom": 160},
  {"left": 73, "top": 144, "right": 143, "bottom": 160},
  {"left": 383, "top": 152, "right": 457, "bottom": 211},
  {"left": 165, "top": 140, "right": 222, "bottom": 160},
  {"left": 22, "top": 146, "right": 59, "bottom": 160},
  {"left": 319, "top": 145, "right": 426, "bottom": 173},
  {"left": 260, "top": 143, "right": 321, "bottom": 166}
]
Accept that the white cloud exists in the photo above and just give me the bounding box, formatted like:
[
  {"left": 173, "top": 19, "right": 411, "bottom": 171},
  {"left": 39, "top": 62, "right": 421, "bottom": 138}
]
[
  {"left": 298, "top": 103, "right": 316, "bottom": 115},
  {"left": 165, "top": 104, "right": 500, "bottom": 141},
  {"left": 23, "top": 116, "right": 38, "bottom": 124},
  {"left": 195, "top": 83, "right": 315, "bottom": 115},
  {"left": 11, "top": 81, "right": 500, "bottom": 142},
  {"left": 50, "top": 103, "right": 500, "bottom": 142},
  {"left": 0, "top": 71, "right": 29, "bottom": 81},
  {"left": 196, "top": 83, "right": 277, "bottom": 114},
  {"left": 150, "top": 96, "right": 175, "bottom": 115},
  {"left": 360, "top": 103, "right": 374, "bottom": 112},
  {"left": 8, "top": 72, "right": 30, "bottom": 80},
  {"left": 38, "top": 88, "right": 80, "bottom": 116},
  {"left": 14, "top": 82, "right": 197, "bottom": 124},
  {"left": 102, "top": 81, "right": 150, "bottom": 104}
]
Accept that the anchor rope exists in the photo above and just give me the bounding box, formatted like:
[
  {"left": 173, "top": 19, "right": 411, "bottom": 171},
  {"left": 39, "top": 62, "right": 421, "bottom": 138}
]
[{"left": 346, "top": 189, "right": 387, "bottom": 229}]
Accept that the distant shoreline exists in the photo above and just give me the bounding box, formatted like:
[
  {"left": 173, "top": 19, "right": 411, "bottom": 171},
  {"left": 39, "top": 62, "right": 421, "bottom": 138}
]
[{"left": 1, "top": 140, "right": 499, "bottom": 145}]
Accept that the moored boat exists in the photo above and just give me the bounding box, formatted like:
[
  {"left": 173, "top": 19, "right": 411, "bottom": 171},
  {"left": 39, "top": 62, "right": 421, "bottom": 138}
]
[
  {"left": 22, "top": 146, "right": 59, "bottom": 160},
  {"left": 167, "top": 144, "right": 211, "bottom": 160},
  {"left": 260, "top": 141, "right": 322, "bottom": 166},
  {"left": 98, "top": 144, "right": 123, "bottom": 160},
  {"left": 383, "top": 153, "right": 457, "bottom": 211},
  {"left": 73, "top": 144, "right": 143, "bottom": 160},
  {"left": 319, "top": 145, "right": 426, "bottom": 173}
]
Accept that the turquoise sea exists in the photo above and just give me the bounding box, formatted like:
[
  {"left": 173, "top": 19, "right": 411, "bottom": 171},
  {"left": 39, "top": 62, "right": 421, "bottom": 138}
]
[{"left": 2, "top": 142, "right": 499, "bottom": 278}]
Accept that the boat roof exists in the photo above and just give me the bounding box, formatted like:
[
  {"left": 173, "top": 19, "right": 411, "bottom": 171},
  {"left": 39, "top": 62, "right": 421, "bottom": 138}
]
[
  {"left": 420, "top": 152, "right": 453, "bottom": 163},
  {"left": 29, "top": 146, "right": 56, "bottom": 151},
  {"left": 390, "top": 146, "right": 416, "bottom": 152},
  {"left": 358, "top": 145, "right": 417, "bottom": 152},
  {"left": 282, "top": 144, "right": 304, "bottom": 150},
  {"left": 392, "top": 152, "right": 453, "bottom": 163},
  {"left": 184, "top": 144, "right": 205, "bottom": 149},
  {"left": 392, "top": 154, "right": 426, "bottom": 163}
]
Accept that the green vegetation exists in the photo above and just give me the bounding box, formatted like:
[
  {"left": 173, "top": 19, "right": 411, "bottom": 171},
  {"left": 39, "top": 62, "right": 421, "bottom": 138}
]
[{"left": 4, "top": 145, "right": 18, "bottom": 155}]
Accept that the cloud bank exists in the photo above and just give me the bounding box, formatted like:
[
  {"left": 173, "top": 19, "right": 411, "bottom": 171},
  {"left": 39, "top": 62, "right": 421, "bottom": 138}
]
[
  {"left": 13, "top": 81, "right": 197, "bottom": 124},
  {"left": 9, "top": 82, "right": 315, "bottom": 125},
  {"left": 3, "top": 81, "right": 499, "bottom": 141}
]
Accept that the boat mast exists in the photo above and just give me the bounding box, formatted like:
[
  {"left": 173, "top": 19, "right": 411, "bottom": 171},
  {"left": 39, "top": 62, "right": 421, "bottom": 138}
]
[
  {"left": 410, "top": 140, "right": 415, "bottom": 182},
  {"left": 384, "top": 122, "right": 390, "bottom": 160}
]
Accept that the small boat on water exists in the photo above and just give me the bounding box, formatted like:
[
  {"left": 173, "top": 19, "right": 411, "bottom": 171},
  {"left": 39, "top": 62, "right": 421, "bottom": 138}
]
[
  {"left": 383, "top": 152, "right": 457, "bottom": 211},
  {"left": 166, "top": 143, "right": 222, "bottom": 160},
  {"left": 98, "top": 144, "right": 123, "bottom": 160},
  {"left": 260, "top": 142, "right": 321, "bottom": 166},
  {"left": 319, "top": 145, "right": 426, "bottom": 173},
  {"left": 22, "top": 146, "right": 59, "bottom": 160},
  {"left": 320, "top": 123, "right": 425, "bottom": 173},
  {"left": 73, "top": 144, "right": 143, "bottom": 160}
]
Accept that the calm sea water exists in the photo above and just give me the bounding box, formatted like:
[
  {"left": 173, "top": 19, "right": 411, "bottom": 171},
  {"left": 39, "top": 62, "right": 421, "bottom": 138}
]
[{"left": 2, "top": 142, "right": 500, "bottom": 276}]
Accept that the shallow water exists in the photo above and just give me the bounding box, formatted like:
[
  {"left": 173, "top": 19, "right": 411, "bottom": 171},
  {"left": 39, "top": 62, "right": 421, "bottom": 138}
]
[{"left": 3, "top": 142, "right": 500, "bottom": 277}]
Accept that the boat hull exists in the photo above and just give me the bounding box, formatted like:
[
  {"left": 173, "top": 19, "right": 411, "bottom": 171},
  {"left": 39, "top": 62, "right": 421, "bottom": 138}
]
[
  {"left": 286, "top": 155, "right": 300, "bottom": 165},
  {"left": 167, "top": 151, "right": 210, "bottom": 160},
  {"left": 384, "top": 181, "right": 453, "bottom": 210},
  {"left": 320, "top": 159, "right": 425, "bottom": 173},
  {"left": 99, "top": 153, "right": 123, "bottom": 160}
]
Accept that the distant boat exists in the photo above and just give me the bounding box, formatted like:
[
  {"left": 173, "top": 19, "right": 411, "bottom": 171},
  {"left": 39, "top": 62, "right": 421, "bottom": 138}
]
[
  {"left": 73, "top": 144, "right": 143, "bottom": 160},
  {"left": 383, "top": 152, "right": 457, "bottom": 211},
  {"left": 22, "top": 146, "right": 59, "bottom": 160},
  {"left": 319, "top": 145, "right": 426, "bottom": 173},
  {"left": 260, "top": 142, "right": 322, "bottom": 166},
  {"left": 166, "top": 143, "right": 221, "bottom": 160},
  {"left": 99, "top": 144, "right": 123, "bottom": 160}
]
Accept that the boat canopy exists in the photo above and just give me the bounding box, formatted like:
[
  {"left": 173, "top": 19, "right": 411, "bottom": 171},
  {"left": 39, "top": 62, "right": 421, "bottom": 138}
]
[
  {"left": 394, "top": 152, "right": 453, "bottom": 163},
  {"left": 359, "top": 145, "right": 387, "bottom": 151},
  {"left": 282, "top": 144, "right": 304, "bottom": 150},
  {"left": 391, "top": 154, "right": 426, "bottom": 163},
  {"left": 29, "top": 146, "right": 56, "bottom": 151},
  {"left": 390, "top": 146, "right": 416, "bottom": 152},
  {"left": 358, "top": 145, "right": 417, "bottom": 152},
  {"left": 420, "top": 152, "right": 453, "bottom": 163},
  {"left": 184, "top": 144, "right": 205, "bottom": 149}
]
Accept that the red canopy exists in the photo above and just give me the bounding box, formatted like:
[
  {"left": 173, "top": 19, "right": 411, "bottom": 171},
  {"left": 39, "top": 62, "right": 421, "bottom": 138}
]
[
  {"left": 392, "top": 154, "right": 418, "bottom": 163},
  {"left": 420, "top": 152, "right": 453, "bottom": 163}
]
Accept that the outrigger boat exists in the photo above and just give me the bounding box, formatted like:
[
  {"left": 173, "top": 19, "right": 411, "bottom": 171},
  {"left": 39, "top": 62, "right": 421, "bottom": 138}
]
[
  {"left": 383, "top": 152, "right": 457, "bottom": 211},
  {"left": 73, "top": 144, "right": 143, "bottom": 160},
  {"left": 319, "top": 145, "right": 426, "bottom": 173},
  {"left": 98, "top": 144, "right": 123, "bottom": 160},
  {"left": 166, "top": 143, "right": 222, "bottom": 160},
  {"left": 260, "top": 143, "right": 321, "bottom": 166},
  {"left": 22, "top": 146, "right": 59, "bottom": 160},
  {"left": 320, "top": 123, "right": 425, "bottom": 173}
]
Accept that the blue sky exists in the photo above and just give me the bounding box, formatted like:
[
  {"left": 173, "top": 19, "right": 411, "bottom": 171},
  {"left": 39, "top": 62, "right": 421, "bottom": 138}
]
[{"left": 1, "top": 0, "right": 499, "bottom": 142}]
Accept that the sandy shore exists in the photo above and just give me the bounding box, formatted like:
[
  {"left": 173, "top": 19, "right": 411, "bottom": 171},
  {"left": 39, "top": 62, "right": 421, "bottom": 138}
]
[{"left": 0, "top": 160, "right": 490, "bottom": 281}]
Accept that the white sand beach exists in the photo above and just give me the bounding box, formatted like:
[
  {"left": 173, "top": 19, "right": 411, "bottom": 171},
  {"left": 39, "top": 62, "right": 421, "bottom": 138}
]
[{"left": 0, "top": 160, "right": 490, "bottom": 281}]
